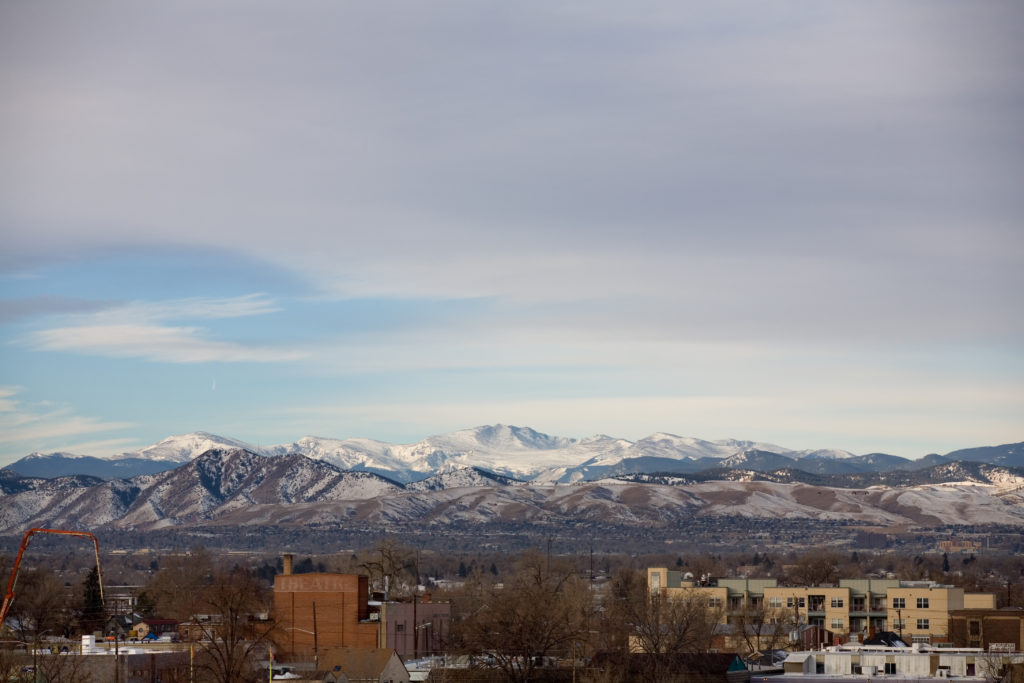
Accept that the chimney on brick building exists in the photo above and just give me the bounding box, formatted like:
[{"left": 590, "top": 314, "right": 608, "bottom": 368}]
[{"left": 283, "top": 553, "right": 293, "bottom": 576}]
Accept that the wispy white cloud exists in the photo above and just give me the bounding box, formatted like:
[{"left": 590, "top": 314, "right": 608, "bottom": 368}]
[
  {"left": 31, "top": 323, "right": 306, "bottom": 363},
  {"left": 23, "top": 294, "right": 304, "bottom": 363},
  {"left": 93, "top": 293, "right": 281, "bottom": 322},
  {"left": 0, "top": 386, "right": 18, "bottom": 412},
  {"left": 0, "top": 386, "right": 135, "bottom": 458}
]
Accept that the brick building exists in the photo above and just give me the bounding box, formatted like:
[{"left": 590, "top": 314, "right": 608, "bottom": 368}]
[
  {"left": 273, "top": 555, "right": 380, "bottom": 658},
  {"left": 949, "top": 607, "right": 1024, "bottom": 651}
]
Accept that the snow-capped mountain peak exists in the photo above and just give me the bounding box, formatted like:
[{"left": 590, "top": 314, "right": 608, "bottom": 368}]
[{"left": 132, "top": 432, "right": 261, "bottom": 462}]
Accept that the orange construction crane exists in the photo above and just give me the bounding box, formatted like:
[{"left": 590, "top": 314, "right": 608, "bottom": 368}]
[{"left": 0, "top": 527, "right": 104, "bottom": 626}]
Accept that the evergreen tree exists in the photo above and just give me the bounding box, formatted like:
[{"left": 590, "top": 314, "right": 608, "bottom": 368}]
[
  {"left": 79, "top": 566, "right": 105, "bottom": 635},
  {"left": 942, "top": 553, "right": 950, "bottom": 573}
]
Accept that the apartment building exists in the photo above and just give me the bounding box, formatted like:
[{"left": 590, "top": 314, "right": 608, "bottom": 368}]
[
  {"left": 647, "top": 568, "right": 995, "bottom": 645},
  {"left": 887, "top": 583, "right": 995, "bottom": 644}
]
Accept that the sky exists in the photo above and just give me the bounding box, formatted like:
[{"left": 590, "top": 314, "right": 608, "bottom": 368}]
[{"left": 1, "top": 1, "right": 1022, "bottom": 466}]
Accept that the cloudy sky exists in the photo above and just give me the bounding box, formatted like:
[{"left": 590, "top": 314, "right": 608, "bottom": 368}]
[{"left": 1, "top": 1, "right": 1021, "bottom": 465}]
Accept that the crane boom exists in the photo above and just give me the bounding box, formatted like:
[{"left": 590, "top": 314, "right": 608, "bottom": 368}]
[{"left": 0, "top": 527, "right": 104, "bottom": 626}]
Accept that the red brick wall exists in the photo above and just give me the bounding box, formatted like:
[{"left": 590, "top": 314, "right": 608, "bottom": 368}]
[{"left": 273, "top": 573, "right": 379, "bottom": 657}]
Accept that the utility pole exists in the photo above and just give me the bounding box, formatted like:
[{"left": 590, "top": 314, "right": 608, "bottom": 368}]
[{"left": 312, "top": 601, "right": 319, "bottom": 671}]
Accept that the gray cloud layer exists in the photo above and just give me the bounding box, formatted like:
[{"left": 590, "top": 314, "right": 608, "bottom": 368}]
[{"left": 2, "top": 1, "right": 1022, "bottom": 344}]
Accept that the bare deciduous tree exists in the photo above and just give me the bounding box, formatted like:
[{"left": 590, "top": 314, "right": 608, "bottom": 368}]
[
  {"left": 731, "top": 601, "right": 795, "bottom": 659},
  {"left": 142, "top": 547, "right": 214, "bottom": 620},
  {"left": 453, "top": 550, "right": 592, "bottom": 683},
  {"left": 598, "top": 569, "right": 722, "bottom": 683},
  {"left": 191, "top": 567, "right": 275, "bottom": 683},
  {"left": 359, "top": 538, "right": 420, "bottom": 598},
  {"left": 33, "top": 649, "right": 97, "bottom": 683},
  {"left": 7, "top": 567, "right": 68, "bottom": 643},
  {"left": 788, "top": 552, "right": 841, "bottom": 587}
]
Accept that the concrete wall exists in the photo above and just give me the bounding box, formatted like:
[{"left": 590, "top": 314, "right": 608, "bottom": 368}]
[{"left": 382, "top": 601, "right": 452, "bottom": 658}]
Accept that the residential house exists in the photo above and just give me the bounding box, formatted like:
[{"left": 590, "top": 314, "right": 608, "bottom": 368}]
[
  {"left": 134, "top": 618, "right": 178, "bottom": 639},
  {"left": 317, "top": 647, "right": 410, "bottom": 683}
]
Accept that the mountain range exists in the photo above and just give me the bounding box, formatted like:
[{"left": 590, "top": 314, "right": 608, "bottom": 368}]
[
  {"left": 1, "top": 446, "right": 1023, "bottom": 537},
  {"left": 6, "top": 425, "right": 1023, "bottom": 483},
  {"left": 1, "top": 427, "right": 1022, "bottom": 541}
]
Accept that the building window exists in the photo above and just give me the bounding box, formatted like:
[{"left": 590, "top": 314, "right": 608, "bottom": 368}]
[
  {"left": 892, "top": 598, "right": 905, "bottom": 609},
  {"left": 831, "top": 598, "right": 844, "bottom": 608},
  {"left": 396, "top": 624, "right": 405, "bottom": 632},
  {"left": 707, "top": 597, "right": 722, "bottom": 608},
  {"left": 892, "top": 619, "right": 905, "bottom": 630},
  {"left": 831, "top": 618, "right": 844, "bottom": 630},
  {"left": 885, "top": 663, "right": 897, "bottom": 674},
  {"left": 769, "top": 597, "right": 783, "bottom": 608},
  {"left": 916, "top": 598, "right": 929, "bottom": 609},
  {"left": 916, "top": 619, "right": 929, "bottom": 630},
  {"left": 969, "top": 620, "right": 981, "bottom": 636}
]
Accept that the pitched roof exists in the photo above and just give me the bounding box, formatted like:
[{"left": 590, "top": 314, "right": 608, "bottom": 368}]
[
  {"left": 320, "top": 647, "right": 405, "bottom": 680},
  {"left": 863, "top": 631, "right": 908, "bottom": 647}
]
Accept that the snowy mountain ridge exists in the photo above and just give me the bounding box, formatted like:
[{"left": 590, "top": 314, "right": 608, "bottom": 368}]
[
  {"left": 88, "top": 425, "right": 838, "bottom": 483},
  {"left": 2, "top": 447, "right": 1023, "bottom": 536},
  {"left": 6, "top": 425, "right": 1022, "bottom": 484}
]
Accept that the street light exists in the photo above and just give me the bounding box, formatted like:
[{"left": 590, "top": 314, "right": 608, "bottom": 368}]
[{"left": 284, "top": 627, "right": 318, "bottom": 669}]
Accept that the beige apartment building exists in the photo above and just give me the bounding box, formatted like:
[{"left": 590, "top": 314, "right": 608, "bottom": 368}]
[{"left": 647, "top": 568, "right": 995, "bottom": 645}]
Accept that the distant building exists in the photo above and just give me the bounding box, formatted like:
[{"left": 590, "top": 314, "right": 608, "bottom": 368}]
[
  {"left": 938, "top": 539, "right": 983, "bottom": 553},
  {"left": 647, "top": 569, "right": 997, "bottom": 647}
]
